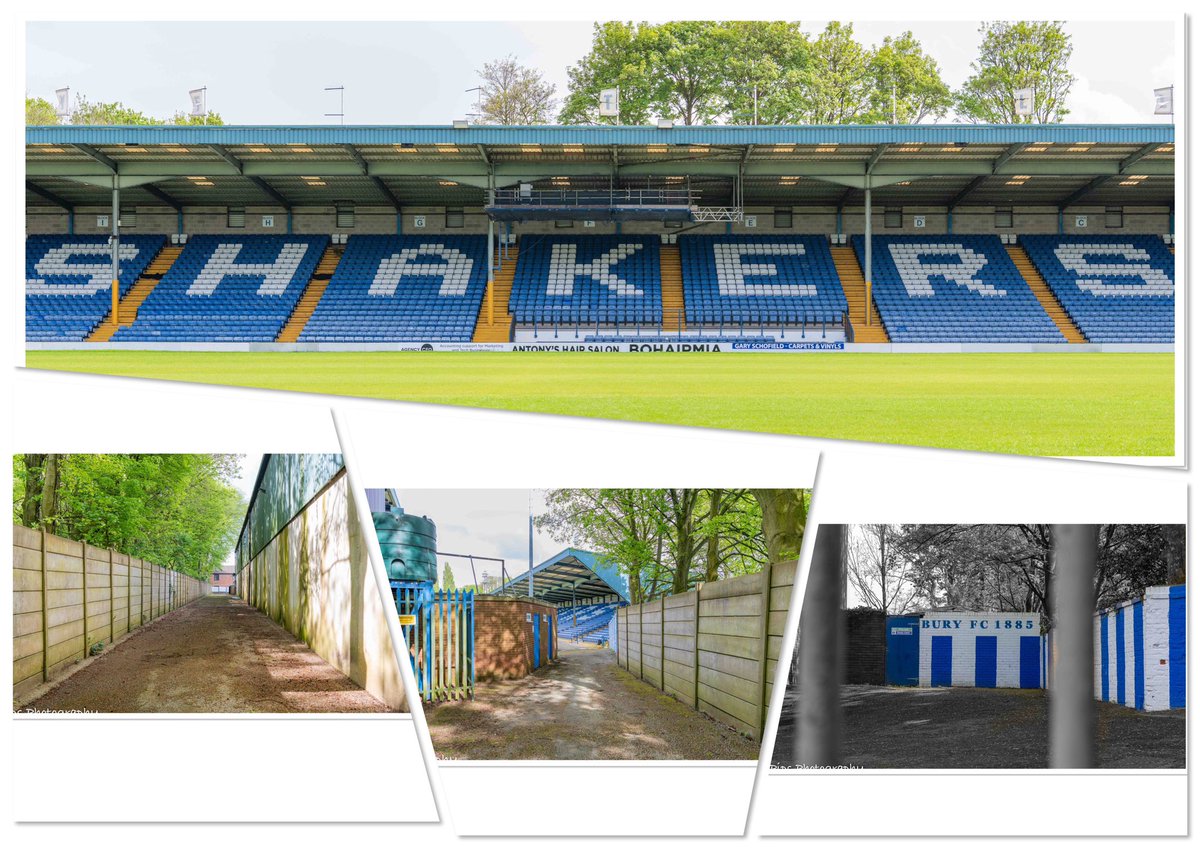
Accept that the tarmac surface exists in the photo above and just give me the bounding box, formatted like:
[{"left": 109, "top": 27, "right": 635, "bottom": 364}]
[{"left": 771, "top": 684, "right": 1186, "bottom": 769}]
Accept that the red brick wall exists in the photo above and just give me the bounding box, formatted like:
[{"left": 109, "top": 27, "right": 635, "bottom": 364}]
[{"left": 475, "top": 596, "right": 557, "bottom": 681}]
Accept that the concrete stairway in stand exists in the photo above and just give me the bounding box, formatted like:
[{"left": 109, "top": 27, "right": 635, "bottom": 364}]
[
  {"left": 660, "top": 243, "right": 686, "bottom": 333},
  {"left": 276, "top": 244, "right": 344, "bottom": 342},
  {"left": 1005, "top": 244, "right": 1087, "bottom": 343},
  {"left": 87, "top": 243, "right": 183, "bottom": 341},
  {"left": 472, "top": 240, "right": 517, "bottom": 343},
  {"left": 831, "top": 245, "right": 889, "bottom": 343}
]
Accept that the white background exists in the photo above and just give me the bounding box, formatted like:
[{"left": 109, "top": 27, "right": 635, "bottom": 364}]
[{"left": 4, "top": 0, "right": 1194, "bottom": 846}]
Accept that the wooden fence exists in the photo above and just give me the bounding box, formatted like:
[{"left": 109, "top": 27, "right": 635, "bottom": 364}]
[
  {"left": 616, "top": 560, "right": 796, "bottom": 741},
  {"left": 13, "top": 523, "right": 209, "bottom": 702}
]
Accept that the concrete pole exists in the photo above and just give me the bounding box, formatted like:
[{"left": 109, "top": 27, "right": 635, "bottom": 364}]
[
  {"left": 1049, "top": 524, "right": 1098, "bottom": 769},
  {"left": 795, "top": 523, "right": 845, "bottom": 767},
  {"left": 111, "top": 177, "right": 121, "bottom": 325},
  {"left": 863, "top": 184, "right": 872, "bottom": 326}
]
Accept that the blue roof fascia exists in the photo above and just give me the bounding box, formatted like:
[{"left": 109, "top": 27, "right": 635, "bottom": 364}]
[{"left": 27, "top": 123, "right": 1175, "bottom": 147}]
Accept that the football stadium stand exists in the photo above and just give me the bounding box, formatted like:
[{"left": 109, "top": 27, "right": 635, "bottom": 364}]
[
  {"left": 851, "top": 234, "right": 1066, "bottom": 343},
  {"left": 508, "top": 235, "right": 663, "bottom": 339},
  {"left": 1019, "top": 235, "right": 1175, "bottom": 343},
  {"left": 110, "top": 235, "right": 328, "bottom": 342},
  {"left": 679, "top": 234, "right": 848, "bottom": 338},
  {"left": 26, "top": 235, "right": 166, "bottom": 341},
  {"left": 300, "top": 235, "right": 489, "bottom": 342},
  {"left": 557, "top": 602, "right": 620, "bottom": 645},
  {"left": 24, "top": 124, "right": 1175, "bottom": 348}
]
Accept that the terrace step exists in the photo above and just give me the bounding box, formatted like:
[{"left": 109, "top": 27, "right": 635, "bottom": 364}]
[
  {"left": 277, "top": 244, "right": 344, "bottom": 342},
  {"left": 831, "top": 245, "right": 889, "bottom": 343},
  {"left": 87, "top": 244, "right": 184, "bottom": 341},
  {"left": 660, "top": 243, "right": 686, "bottom": 332},
  {"left": 1005, "top": 244, "right": 1087, "bottom": 343},
  {"left": 473, "top": 240, "right": 517, "bottom": 342}
]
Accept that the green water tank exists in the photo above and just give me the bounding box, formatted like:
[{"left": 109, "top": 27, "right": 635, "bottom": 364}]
[{"left": 372, "top": 509, "right": 438, "bottom": 583}]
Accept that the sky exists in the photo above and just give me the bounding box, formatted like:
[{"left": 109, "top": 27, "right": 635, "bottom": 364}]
[
  {"left": 25, "top": 20, "right": 1176, "bottom": 125},
  {"left": 394, "top": 489, "right": 559, "bottom": 589}
]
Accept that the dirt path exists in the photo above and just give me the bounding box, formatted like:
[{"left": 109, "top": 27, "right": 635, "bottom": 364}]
[
  {"left": 20, "top": 595, "right": 391, "bottom": 713},
  {"left": 771, "top": 685, "right": 1186, "bottom": 769},
  {"left": 425, "top": 643, "right": 758, "bottom": 760}
]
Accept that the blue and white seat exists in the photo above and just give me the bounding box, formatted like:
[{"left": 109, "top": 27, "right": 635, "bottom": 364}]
[
  {"left": 557, "top": 602, "right": 620, "bottom": 643},
  {"left": 26, "top": 234, "right": 165, "bottom": 341},
  {"left": 509, "top": 235, "right": 662, "bottom": 330},
  {"left": 300, "top": 235, "right": 488, "bottom": 342},
  {"left": 1020, "top": 235, "right": 1174, "bottom": 343},
  {"left": 679, "top": 235, "right": 847, "bottom": 327},
  {"left": 112, "top": 235, "right": 327, "bottom": 342},
  {"left": 851, "top": 234, "right": 1065, "bottom": 343}
]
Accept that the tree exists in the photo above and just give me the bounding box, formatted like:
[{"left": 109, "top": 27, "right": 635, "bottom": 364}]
[
  {"left": 537, "top": 488, "right": 669, "bottom": 602},
  {"left": 955, "top": 21, "right": 1075, "bottom": 124},
  {"left": 26, "top": 97, "right": 58, "bottom": 125},
  {"left": 644, "top": 21, "right": 728, "bottom": 126},
  {"left": 868, "top": 32, "right": 953, "bottom": 124},
  {"left": 846, "top": 524, "right": 920, "bottom": 613},
  {"left": 537, "top": 488, "right": 796, "bottom": 601},
  {"left": 475, "top": 56, "right": 557, "bottom": 125},
  {"left": 881, "top": 524, "right": 1183, "bottom": 629},
  {"left": 12, "top": 454, "right": 245, "bottom": 580},
  {"left": 441, "top": 562, "right": 457, "bottom": 592},
  {"left": 793, "top": 22, "right": 877, "bottom": 124},
  {"left": 715, "top": 22, "right": 811, "bottom": 125},
  {"left": 559, "top": 22, "right": 660, "bottom": 124},
  {"left": 750, "top": 489, "right": 809, "bottom": 565},
  {"left": 169, "top": 110, "right": 225, "bottom": 126},
  {"left": 70, "top": 95, "right": 164, "bottom": 125}
]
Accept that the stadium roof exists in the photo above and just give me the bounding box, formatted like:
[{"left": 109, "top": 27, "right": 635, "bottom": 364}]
[
  {"left": 27, "top": 123, "right": 1175, "bottom": 212},
  {"left": 492, "top": 548, "right": 630, "bottom": 605}
]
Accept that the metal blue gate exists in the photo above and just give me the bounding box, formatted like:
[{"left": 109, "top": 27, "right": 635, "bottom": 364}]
[
  {"left": 392, "top": 581, "right": 475, "bottom": 702},
  {"left": 885, "top": 615, "right": 920, "bottom": 686}
]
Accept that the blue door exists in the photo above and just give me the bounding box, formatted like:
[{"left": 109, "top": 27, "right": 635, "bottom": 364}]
[
  {"left": 886, "top": 615, "right": 920, "bottom": 686},
  {"left": 532, "top": 614, "right": 541, "bottom": 669},
  {"left": 931, "top": 636, "right": 953, "bottom": 687},
  {"left": 1019, "top": 635, "right": 1042, "bottom": 689},
  {"left": 974, "top": 636, "right": 997, "bottom": 687}
]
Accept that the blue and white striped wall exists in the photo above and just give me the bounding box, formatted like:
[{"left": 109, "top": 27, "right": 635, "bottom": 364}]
[
  {"left": 1092, "top": 584, "right": 1185, "bottom": 711},
  {"left": 918, "top": 612, "right": 1043, "bottom": 688}
]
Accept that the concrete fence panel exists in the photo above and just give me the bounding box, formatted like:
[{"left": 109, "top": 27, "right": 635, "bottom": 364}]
[
  {"left": 615, "top": 561, "right": 796, "bottom": 742},
  {"left": 12, "top": 523, "right": 208, "bottom": 703}
]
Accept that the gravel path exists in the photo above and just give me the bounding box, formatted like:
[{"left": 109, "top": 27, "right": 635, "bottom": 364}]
[
  {"left": 20, "top": 595, "right": 391, "bottom": 713},
  {"left": 772, "top": 684, "right": 1185, "bottom": 769},
  {"left": 426, "top": 643, "right": 759, "bottom": 760}
]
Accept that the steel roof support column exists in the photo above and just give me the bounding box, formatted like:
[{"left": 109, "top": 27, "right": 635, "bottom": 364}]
[
  {"left": 1049, "top": 524, "right": 1098, "bottom": 768},
  {"left": 863, "top": 184, "right": 872, "bottom": 326},
  {"left": 110, "top": 176, "right": 120, "bottom": 326},
  {"left": 487, "top": 170, "right": 495, "bottom": 327}
]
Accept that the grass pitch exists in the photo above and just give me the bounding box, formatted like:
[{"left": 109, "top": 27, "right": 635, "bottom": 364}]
[{"left": 25, "top": 350, "right": 1174, "bottom": 456}]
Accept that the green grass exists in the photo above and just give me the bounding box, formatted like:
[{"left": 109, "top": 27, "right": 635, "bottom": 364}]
[{"left": 25, "top": 351, "right": 1174, "bottom": 456}]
